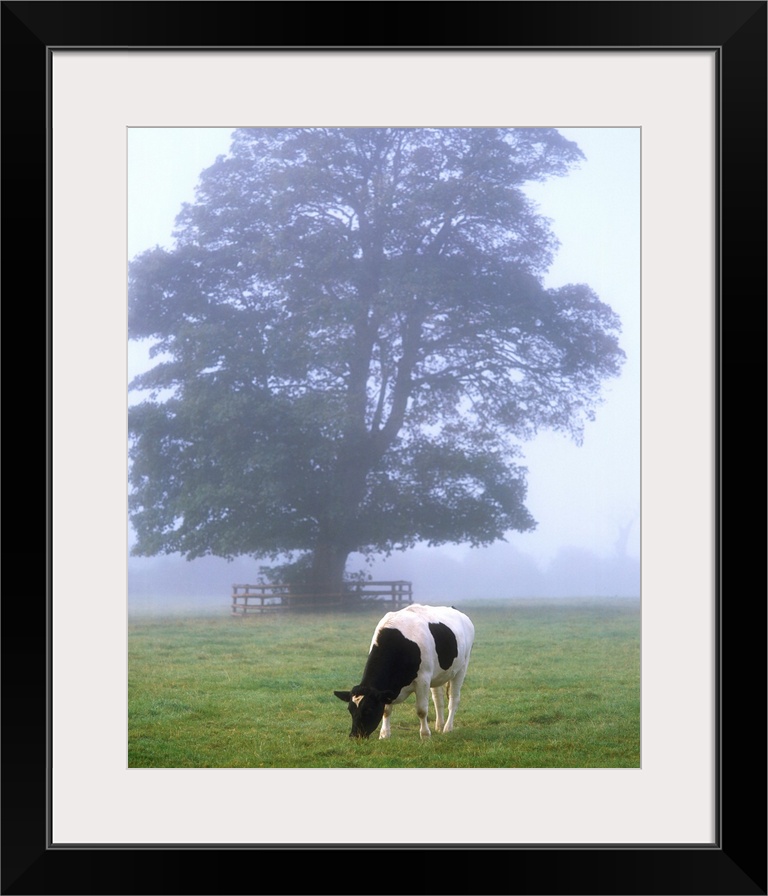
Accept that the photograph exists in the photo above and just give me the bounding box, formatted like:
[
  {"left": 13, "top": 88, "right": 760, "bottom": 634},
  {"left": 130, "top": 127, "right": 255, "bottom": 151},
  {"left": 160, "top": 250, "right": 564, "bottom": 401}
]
[{"left": 127, "top": 125, "right": 641, "bottom": 770}]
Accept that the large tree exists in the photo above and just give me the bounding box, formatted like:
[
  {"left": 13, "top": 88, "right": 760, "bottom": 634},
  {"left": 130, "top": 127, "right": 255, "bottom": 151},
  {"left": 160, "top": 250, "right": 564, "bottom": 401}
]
[{"left": 129, "top": 127, "right": 624, "bottom": 598}]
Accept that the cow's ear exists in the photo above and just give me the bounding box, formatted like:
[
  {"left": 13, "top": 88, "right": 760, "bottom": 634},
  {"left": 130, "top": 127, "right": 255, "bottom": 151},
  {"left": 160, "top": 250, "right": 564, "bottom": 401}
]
[{"left": 334, "top": 690, "right": 351, "bottom": 702}]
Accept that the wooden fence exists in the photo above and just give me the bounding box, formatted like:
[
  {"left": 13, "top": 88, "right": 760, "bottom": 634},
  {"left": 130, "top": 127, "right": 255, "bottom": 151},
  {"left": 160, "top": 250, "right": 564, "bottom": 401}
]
[{"left": 231, "top": 580, "right": 413, "bottom": 615}]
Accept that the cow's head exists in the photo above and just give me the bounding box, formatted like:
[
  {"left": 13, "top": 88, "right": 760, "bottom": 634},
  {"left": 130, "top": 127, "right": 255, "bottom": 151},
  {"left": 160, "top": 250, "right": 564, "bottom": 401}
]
[{"left": 334, "top": 686, "right": 397, "bottom": 738}]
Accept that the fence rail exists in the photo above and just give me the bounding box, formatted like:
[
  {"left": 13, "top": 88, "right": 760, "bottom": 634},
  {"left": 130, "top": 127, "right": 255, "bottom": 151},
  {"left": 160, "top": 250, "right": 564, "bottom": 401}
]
[{"left": 231, "top": 580, "right": 413, "bottom": 615}]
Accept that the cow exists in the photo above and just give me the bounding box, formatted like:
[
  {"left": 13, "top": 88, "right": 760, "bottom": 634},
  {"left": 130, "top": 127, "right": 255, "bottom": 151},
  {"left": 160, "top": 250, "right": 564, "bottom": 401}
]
[{"left": 334, "top": 604, "right": 474, "bottom": 739}]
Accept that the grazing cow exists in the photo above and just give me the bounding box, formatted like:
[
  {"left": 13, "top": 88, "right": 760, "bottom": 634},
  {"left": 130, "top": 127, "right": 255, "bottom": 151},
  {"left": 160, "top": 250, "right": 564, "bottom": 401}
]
[{"left": 334, "top": 604, "right": 474, "bottom": 739}]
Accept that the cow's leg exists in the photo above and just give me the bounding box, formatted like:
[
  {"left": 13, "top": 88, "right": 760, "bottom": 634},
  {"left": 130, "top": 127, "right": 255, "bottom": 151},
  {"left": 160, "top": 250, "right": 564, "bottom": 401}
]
[
  {"left": 415, "top": 682, "right": 431, "bottom": 738},
  {"left": 443, "top": 670, "right": 467, "bottom": 733},
  {"left": 431, "top": 685, "right": 446, "bottom": 733},
  {"left": 379, "top": 703, "right": 393, "bottom": 739}
]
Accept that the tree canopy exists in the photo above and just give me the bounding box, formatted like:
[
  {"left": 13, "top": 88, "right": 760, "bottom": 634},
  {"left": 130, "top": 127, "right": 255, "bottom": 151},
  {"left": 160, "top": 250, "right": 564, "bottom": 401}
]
[{"left": 129, "top": 127, "right": 625, "bottom": 597}]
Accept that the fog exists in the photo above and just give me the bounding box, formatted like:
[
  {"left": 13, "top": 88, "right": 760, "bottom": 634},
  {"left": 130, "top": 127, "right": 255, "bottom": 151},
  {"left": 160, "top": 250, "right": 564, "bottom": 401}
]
[{"left": 127, "top": 127, "right": 640, "bottom": 613}]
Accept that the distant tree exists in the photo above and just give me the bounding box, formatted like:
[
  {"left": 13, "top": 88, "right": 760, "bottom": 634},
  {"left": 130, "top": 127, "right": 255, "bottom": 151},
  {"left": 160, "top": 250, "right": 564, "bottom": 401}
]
[{"left": 129, "top": 127, "right": 624, "bottom": 600}]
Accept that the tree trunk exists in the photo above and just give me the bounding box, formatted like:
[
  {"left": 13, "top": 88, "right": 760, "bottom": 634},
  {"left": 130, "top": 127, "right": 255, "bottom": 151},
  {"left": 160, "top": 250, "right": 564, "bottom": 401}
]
[
  {"left": 297, "top": 436, "right": 369, "bottom": 607},
  {"left": 306, "top": 539, "right": 350, "bottom": 604}
]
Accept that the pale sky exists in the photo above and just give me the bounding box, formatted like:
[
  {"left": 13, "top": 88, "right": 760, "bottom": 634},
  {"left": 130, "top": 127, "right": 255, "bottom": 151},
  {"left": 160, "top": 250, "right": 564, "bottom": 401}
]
[{"left": 127, "top": 127, "right": 640, "bottom": 603}]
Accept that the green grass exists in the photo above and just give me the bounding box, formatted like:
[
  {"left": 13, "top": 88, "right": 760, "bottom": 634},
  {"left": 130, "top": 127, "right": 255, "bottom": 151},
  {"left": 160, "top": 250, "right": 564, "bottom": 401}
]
[{"left": 128, "top": 599, "right": 640, "bottom": 768}]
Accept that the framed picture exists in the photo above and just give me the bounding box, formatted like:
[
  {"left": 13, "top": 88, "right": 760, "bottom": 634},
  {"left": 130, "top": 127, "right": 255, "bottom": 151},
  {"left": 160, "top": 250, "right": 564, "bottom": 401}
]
[{"left": 6, "top": 2, "right": 764, "bottom": 893}]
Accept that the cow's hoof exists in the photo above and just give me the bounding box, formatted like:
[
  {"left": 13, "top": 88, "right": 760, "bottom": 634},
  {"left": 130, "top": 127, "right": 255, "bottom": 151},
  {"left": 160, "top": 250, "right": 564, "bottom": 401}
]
[{"left": 379, "top": 730, "right": 391, "bottom": 740}]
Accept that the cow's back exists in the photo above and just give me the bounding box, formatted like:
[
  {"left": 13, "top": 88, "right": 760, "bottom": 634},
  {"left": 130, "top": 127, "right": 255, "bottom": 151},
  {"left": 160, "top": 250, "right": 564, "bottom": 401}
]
[{"left": 372, "top": 604, "right": 474, "bottom": 688}]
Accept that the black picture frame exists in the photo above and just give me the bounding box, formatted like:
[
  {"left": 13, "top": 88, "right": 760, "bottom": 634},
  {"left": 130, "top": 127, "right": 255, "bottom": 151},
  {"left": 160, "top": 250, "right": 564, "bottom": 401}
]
[{"left": 3, "top": 2, "right": 765, "bottom": 894}]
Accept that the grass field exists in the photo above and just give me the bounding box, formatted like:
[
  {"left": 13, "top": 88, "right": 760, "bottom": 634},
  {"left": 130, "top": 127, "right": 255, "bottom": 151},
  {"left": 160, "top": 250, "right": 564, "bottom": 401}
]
[{"left": 128, "top": 598, "right": 640, "bottom": 768}]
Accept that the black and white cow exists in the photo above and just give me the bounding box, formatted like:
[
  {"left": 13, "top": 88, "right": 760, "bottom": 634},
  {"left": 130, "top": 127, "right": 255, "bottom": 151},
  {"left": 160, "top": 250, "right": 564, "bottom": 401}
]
[{"left": 334, "top": 604, "right": 474, "bottom": 739}]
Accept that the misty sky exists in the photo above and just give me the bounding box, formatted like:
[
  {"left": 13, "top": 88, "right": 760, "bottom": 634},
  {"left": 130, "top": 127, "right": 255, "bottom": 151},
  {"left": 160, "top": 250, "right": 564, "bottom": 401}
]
[{"left": 127, "top": 127, "right": 640, "bottom": 606}]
